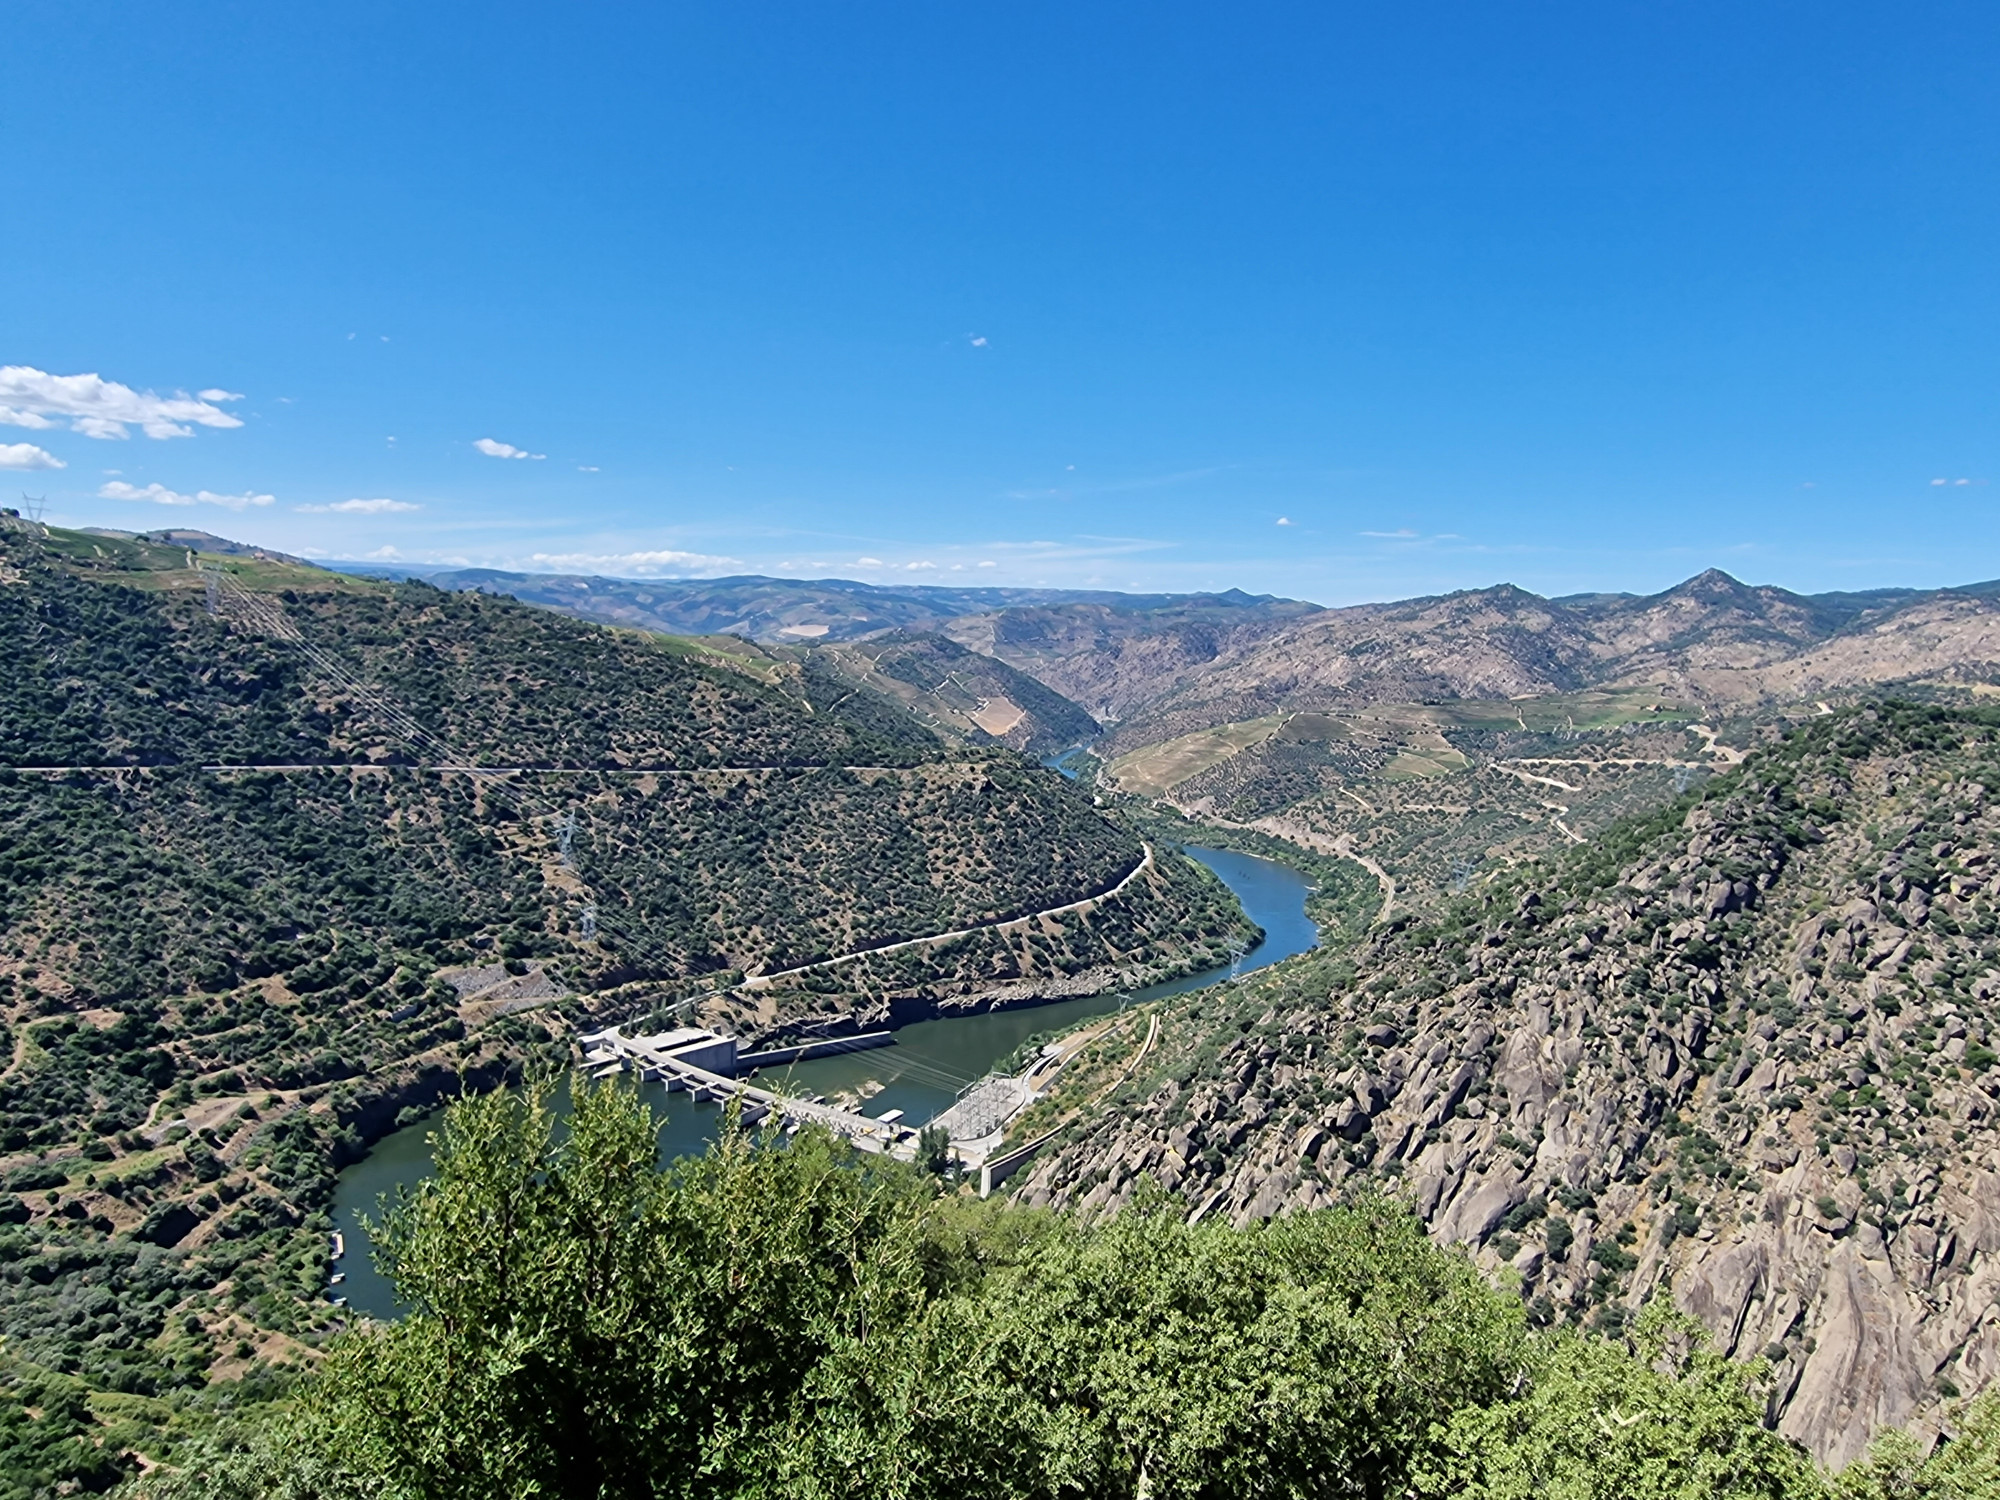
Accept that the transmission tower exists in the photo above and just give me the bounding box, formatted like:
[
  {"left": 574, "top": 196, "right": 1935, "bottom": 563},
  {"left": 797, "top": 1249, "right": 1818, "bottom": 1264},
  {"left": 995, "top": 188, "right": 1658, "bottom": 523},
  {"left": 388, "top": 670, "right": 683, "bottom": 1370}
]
[
  {"left": 1449, "top": 854, "right": 1478, "bottom": 894},
  {"left": 1674, "top": 764, "right": 1697, "bottom": 795},
  {"left": 194, "top": 563, "right": 744, "bottom": 1009},
  {"left": 20, "top": 494, "right": 46, "bottom": 523},
  {"left": 943, "top": 1074, "right": 1020, "bottom": 1140},
  {"left": 558, "top": 810, "right": 578, "bottom": 869}
]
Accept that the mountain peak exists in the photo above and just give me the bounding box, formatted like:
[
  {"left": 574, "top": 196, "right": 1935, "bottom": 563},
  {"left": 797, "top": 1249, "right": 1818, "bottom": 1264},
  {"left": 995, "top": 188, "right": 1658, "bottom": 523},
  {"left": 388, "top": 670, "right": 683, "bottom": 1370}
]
[{"left": 1675, "top": 567, "right": 1752, "bottom": 594}]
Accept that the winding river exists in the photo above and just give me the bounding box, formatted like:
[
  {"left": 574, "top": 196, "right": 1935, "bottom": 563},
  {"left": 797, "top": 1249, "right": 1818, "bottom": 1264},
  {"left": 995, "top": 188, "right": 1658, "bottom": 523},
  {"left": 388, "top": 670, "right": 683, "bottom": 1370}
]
[{"left": 329, "top": 846, "right": 1316, "bottom": 1318}]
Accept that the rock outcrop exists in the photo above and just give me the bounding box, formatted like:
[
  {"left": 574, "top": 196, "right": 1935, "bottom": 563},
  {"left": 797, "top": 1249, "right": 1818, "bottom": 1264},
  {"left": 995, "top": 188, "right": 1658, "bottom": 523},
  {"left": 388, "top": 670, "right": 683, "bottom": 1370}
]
[{"left": 1020, "top": 703, "right": 2000, "bottom": 1466}]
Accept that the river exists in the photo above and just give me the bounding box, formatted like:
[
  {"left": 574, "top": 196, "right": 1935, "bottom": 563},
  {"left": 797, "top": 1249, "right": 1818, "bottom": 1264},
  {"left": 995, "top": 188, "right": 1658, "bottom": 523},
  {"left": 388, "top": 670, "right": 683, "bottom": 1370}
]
[{"left": 328, "top": 845, "right": 1316, "bottom": 1318}]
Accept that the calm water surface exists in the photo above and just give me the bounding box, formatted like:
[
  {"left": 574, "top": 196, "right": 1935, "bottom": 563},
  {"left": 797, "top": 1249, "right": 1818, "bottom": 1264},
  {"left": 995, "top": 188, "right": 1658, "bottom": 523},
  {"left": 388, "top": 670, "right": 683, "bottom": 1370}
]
[{"left": 329, "top": 846, "right": 1314, "bottom": 1317}]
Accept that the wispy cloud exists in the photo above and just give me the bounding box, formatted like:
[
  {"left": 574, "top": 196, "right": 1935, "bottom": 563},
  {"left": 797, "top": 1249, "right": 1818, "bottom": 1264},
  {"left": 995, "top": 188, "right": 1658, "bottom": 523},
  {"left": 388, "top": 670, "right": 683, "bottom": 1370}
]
[
  {"left": 1003, "top": 465, "right": 1228, "bottom": 502},
  {"left": 295, "top": 497, "right": 421, "bottom": 514},
  {"left": 985, "top": 535, "right": 1175, "bottom": 562},
  {"left": 1360, "top": 528, "right": 1419, "bottom": 539},
  {"left": 473, "top": 438, "right": 544, "bottom": 460},
  {"left": 101, "top": 480, "right": 274, "bottom": 510},
  {"left": 0, "top": 366, "right": 244, "bottom": 440},
  {"left": 0, "top": 442, "right": 63, "bottom": 471},
  {"left": 527, "top": 548, "right": 741, "bottom": 577}
]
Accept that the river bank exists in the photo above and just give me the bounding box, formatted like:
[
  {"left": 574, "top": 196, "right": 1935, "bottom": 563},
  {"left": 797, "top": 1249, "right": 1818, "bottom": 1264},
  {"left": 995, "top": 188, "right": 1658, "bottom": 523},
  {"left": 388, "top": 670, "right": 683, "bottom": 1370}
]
[{"left": 329, "top": 845, "right": 1317, "bottom": 1318}]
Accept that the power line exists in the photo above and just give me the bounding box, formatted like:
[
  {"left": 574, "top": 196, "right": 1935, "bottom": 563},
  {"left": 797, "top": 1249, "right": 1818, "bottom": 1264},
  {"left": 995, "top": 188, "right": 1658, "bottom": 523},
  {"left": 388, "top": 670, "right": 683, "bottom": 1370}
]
[{"left": 201, "top": 565, "right": 698, "bottom": 989}]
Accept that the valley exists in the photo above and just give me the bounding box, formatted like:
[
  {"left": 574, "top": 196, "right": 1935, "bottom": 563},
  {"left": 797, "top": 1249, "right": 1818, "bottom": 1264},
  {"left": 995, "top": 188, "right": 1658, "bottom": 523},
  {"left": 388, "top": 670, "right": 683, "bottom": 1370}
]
[
  {"left": 0, "top": 524, "right": 1254, "bottom": 1485},
  {"left": 8, "top": 521, "right": 2000, "bottom": 1492}
]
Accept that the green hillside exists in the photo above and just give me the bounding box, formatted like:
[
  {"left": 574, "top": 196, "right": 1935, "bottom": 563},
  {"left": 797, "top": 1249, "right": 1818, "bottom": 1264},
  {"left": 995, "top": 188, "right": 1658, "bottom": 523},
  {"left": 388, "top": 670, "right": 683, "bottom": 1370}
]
[{"left": 0, "top": 523, "right": 1252, "bottom": 1476}]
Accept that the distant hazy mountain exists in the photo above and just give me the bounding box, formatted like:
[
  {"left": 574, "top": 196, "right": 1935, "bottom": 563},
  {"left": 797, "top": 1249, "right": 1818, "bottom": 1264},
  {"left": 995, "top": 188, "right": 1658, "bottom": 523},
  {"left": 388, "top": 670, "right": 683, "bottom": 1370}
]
[
  {"left": 306, "top": 554, "right": 2000, "bottom": 755},
  {"left": 320, "top": 563, "right": 1308, "bottom": 649}
]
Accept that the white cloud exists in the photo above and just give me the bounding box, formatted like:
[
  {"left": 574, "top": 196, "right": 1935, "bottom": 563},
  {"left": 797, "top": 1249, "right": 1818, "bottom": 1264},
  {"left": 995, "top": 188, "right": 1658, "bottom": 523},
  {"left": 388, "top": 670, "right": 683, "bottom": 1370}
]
[
  {"left": 294, "top": 497, "right": 421, "bottom": 514},
  {"left": 197, "top": 388, "right": 242, "bottom": 402},
  {"left": 0, "top": 442, "right": 64, "bottom": 471},
  {"left": 1932, "top": 478, "right": 1948, "bottom": 486},
  {"left": 906, "top": 560, "right": 938, "bottom": 570},
  {"left": 855, "top": 557, "right": 884, "bottom": 567},
  {"left": 100, "top": 480, "right": 274, "bottom": 510},
  {"left": 577, "top": 465, "right": 600, "bottom": 473},
  {"left": 367, "top": 545, "right": 402, "bottom": 559},
  {"left": 473, "top": 438, "right": 544, "bottom": 460},
  {"left": 0, "top": 366, "right": 244, "bottom": 440},
  {"left": 527, "top": 548, "right": 741, "bottom": 577},
  {"left": 977, "top": 560, "right": 997, "bottom": 568},
  {"left": 969, "top": 335, "right": 989, "bottom": 347},
  {"left": 1276, "top": 516, "right": 1293, "bottom": 526},
  {"left": 1361, "top": 528, "right": 1419, "bottom": 538}
]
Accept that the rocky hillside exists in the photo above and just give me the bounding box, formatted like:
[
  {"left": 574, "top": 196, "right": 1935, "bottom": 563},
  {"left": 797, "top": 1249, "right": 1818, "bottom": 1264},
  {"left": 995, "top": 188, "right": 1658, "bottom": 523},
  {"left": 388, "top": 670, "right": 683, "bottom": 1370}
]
[
  {"left": 1017, "top": 702, "right": 2000, "bottom": 1466},
  {"left": 804, "top": 630, "right": 1101, "bottom": 755},
  {"left": 1, "top": 524, "right": 1244, "bottom": 1029},
  {"left": 936, "top": 590, "right": 1321, "bottom": 724},
  {"left": 1098, "top": 570, "right": 2000, "bottom": 756}
]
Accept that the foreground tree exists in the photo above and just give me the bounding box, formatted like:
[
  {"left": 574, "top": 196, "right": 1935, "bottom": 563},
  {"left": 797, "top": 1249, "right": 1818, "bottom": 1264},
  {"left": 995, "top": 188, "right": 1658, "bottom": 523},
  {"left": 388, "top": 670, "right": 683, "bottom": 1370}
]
[{"left": 117, "top": 1077, "right": 2000, "bottom": 1499}]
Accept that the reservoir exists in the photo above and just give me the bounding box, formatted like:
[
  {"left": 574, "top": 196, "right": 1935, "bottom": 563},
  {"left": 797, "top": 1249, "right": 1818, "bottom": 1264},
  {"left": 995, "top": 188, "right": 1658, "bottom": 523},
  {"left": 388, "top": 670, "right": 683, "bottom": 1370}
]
[{"left": 329, "top": 845, "right": 1315, "bottom": 1318}]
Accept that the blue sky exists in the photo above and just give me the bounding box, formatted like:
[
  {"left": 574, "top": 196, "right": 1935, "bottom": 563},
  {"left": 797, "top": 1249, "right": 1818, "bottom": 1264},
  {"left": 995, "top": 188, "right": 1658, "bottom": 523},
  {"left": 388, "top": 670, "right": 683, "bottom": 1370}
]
[{"left": 4, "top": 2, "right": 1996, "bottom": 604}]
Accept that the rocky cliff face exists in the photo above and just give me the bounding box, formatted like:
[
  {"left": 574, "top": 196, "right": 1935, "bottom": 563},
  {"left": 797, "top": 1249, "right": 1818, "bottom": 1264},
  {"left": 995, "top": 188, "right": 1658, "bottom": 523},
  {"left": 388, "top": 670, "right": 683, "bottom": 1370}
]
[{"left": 1018, "top": 703, "right": 2000, "bottom": 1466}]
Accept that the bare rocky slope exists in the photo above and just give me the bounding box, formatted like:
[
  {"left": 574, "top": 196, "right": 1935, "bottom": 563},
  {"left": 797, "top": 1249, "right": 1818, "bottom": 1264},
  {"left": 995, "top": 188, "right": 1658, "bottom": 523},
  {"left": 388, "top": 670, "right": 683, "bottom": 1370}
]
[
  {"left": 935, "top": 591, "right": 1321, "bottom": 723},
  {"left": 1017, "top": 702, "right": 2000, "bottom": 1466},
  {"left": 802, "top": 630, "right": 1102, "bottom": 756},
  {"left": 1096, "top": 570, "right": 2000, "bottom": 755}
]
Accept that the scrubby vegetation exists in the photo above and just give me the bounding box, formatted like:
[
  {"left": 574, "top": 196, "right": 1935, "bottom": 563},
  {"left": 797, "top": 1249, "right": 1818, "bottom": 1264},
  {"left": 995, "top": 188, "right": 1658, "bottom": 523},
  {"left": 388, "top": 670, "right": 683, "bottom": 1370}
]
[
  {"left": 1024, "top": 701, "right": 2000, "bottom": 1463},
  {"left": 121, "top": 1081, "right": 2000, "bottom": 1499},
  {"left": 0, "top": 526, "right": 1248, "bottom": 1481}
]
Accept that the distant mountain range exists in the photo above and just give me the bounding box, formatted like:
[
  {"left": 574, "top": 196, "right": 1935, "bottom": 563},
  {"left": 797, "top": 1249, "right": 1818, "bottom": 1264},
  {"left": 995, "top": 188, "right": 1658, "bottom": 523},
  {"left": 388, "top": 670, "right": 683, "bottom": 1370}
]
[
  {"left": 1092, "top": 568, "right": 2000, "bottom": 754},
  {"left": 317, "top": 557, "right": 2000, "bottom": 758},
  {"left": 322, "top": 561, "right": 1306, "bottom": 648}
]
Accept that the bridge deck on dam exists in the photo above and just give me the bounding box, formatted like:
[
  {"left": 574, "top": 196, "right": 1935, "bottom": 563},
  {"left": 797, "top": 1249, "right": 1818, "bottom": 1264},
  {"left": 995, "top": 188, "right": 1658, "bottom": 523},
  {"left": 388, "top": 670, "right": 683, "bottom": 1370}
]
[{"left": 579, "top": 1027, "right": 921, "bottom": 1159}]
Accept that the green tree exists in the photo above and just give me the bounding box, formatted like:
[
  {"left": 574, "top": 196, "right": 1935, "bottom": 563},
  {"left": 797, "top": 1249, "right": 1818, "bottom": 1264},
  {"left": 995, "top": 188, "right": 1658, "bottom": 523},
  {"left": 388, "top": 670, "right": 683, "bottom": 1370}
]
[
  {"left": 290, "top": 1079, "right": 930, "bottom": 1499},
  {"left": 1830, "top": 1386, "right": 2000, "bottom": 1500},
  {"left": 1413, "top": 1298, "right": 1821, "bottom": 1500},
  {"left": 786, "top": 1184, "right": 1524, "bottom": 1500}
]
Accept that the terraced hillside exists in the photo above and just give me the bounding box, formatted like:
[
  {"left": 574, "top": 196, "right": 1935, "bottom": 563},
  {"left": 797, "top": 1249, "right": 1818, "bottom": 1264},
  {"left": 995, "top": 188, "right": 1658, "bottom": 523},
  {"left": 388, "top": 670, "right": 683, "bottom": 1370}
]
[
  {"left": 1018, "top": 703, "right": 2000, "bottom": 1466},
  {"left": 0, "top": 523, "right": 1250, "bottom": 1440},
  {"left": 803, "top": 630, "right": 1102, "bottom": 756}
]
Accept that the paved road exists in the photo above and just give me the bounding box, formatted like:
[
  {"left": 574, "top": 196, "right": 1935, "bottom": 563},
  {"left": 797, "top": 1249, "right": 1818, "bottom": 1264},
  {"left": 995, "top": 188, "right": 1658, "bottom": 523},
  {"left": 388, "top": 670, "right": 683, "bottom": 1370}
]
[
  {"left": 744, "top": 843, "right": 1157, "bottom": 987},
  {"left": 4, "top": 762, "right": 945, "bottom": 775}
]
